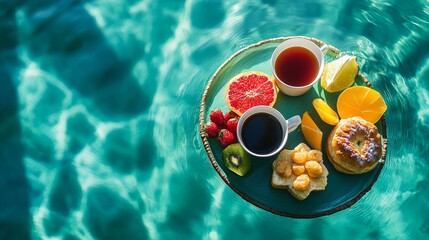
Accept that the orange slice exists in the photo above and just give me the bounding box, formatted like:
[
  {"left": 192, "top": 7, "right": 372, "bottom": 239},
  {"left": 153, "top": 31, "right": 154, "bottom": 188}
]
[
  {"left": 301, "top": 111, "right": 323, "bottom": 150},
  {"left": 225, "top": 71, "right": 278, "bottom": 116},
  {"left": 337, "top": 86, "right": 387, "bottom": 123},
  {"left": 312, "top": 98, "right": 339, "bottom": 125}
]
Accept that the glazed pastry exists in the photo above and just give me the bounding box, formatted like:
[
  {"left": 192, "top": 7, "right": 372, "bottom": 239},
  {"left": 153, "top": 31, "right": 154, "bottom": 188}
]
[
  {"left": 271, "top": 143, "right": 328, "bottom": 200},
  {"left": 326, "top": 117, "right": 383, "bottom": 174}
]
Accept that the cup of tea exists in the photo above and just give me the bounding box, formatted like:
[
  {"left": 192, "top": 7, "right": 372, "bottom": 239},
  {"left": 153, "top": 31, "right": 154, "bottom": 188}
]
[
  {"left": 236, "top": 106, "right": 301, "bottom": 158},
  {"left": 271, "top": 38, "right": 328, "bottom": 96}
]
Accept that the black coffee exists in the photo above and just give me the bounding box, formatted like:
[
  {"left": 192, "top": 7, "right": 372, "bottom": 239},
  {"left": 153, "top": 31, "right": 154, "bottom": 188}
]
[{"left": 241, "top": 113, "right": 283, "bottom": 155}]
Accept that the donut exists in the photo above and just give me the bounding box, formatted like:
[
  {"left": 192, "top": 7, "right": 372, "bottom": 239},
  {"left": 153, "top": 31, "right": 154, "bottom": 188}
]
[{"left": 326, "top": 117, "right": 383, "bottom": 174}]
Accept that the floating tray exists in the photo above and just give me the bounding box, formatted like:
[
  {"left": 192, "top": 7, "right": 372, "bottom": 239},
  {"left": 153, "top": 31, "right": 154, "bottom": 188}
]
[{"left": 199, "top": 36, "right": 387, "bottom": 218}]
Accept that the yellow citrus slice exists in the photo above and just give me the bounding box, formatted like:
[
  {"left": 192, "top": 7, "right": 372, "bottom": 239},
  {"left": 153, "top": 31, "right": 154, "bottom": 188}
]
[
  {"left": 321, "top": 55, "right": 359, "bottom": 93},
  {"left": 301, "top": 111, "right": 323, "bottom": 150},
  {"left": 337, "top": 86, "right": 387, "bottom": 123},
  {"left": 312, "top": 98, "right": 339, "bottom": 125},
  {"left": 225, "top": 71, "right": 278, "bottom": 116}
]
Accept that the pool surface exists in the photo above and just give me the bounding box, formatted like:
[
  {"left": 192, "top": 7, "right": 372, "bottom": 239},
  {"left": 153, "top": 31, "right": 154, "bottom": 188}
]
[{"left": 0, "top": 0, "right": 428, "bottom": 239}]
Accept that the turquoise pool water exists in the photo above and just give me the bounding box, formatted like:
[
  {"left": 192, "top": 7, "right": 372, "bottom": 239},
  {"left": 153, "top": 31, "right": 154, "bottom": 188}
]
[{"left": 0, "top": 0, "right": 428, "bottom": 239}]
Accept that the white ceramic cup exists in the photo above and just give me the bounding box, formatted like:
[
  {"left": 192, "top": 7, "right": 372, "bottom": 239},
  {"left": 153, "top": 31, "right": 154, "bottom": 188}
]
[
  {"left": 271, "top": 38, "right": 328, "bottom": 96},
  {"left": 236, "top": 106, "right": 301, "bottom": 158}
]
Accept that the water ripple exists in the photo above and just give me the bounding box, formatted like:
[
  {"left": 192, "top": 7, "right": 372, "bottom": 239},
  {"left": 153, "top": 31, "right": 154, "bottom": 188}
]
[{"left": 1, "top": 0, "right": 428, "bottom": 238}]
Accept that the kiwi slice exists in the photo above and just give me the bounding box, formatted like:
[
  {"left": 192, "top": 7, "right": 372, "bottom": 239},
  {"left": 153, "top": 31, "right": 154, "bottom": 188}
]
[{"left": 222, "top": 143, "right": 251, "bottom": 176}]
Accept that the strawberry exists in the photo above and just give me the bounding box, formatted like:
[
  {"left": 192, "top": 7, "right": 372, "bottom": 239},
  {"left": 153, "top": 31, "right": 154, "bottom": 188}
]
[
  {"left": 218, "top": 129, "right": 236, "bottom": 147},
  {"left": 205, "top": 122, "right": 219, "bottom": 138},
  {"left": 224, "top": 111, "right": 239, "bottom": 121},
  {"left": 209, "top": 109, "right": 225, "bottom": 126},
  {"left": 226, "top": 117, "right": 238, "bottom": 134}
]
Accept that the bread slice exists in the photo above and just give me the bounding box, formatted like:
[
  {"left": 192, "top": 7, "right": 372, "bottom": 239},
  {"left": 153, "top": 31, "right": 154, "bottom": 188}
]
[{"left": 271, "top": 144, "right": 329, "bottom": 200}]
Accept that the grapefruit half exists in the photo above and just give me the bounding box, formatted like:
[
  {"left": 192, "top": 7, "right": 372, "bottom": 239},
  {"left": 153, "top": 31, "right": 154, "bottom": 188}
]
[{"left": 225, "top": 71, "right": 278, "bottom": 116}]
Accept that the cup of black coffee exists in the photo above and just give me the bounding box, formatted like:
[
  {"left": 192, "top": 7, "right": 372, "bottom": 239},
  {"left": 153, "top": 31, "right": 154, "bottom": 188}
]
[{"left": 236, "top": 106, "right": 301, "bottom": 158}]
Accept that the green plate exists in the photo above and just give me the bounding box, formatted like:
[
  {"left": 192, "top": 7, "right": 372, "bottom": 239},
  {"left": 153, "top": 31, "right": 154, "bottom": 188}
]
[{"left": 199, "top": 36, "right": 387, "bottom": 218}]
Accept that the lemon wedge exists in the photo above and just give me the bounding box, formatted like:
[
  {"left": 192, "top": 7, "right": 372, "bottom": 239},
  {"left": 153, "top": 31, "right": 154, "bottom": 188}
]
[{"left": 321, "top": 55, "right": 359, "bottom": 93}]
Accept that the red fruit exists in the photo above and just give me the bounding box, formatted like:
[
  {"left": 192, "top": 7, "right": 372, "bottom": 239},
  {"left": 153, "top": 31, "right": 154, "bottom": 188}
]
[
  {"left": 209, "top": 109, "right": 225, "bottom": 126},
  {"left": 226, "top": 118, "right": 238, "bottom": 134},
  {"left": 225, "top": 71, "right": 278, "bottom": 116},
  {"left": 205, "top": 122, "right": 220, "bottom": 138},
  {"left": 218, "top": 129, "right": 236, "bottom": 147},
  {"left": 224, "top": 111, "right": 239, "bottom": 121}
]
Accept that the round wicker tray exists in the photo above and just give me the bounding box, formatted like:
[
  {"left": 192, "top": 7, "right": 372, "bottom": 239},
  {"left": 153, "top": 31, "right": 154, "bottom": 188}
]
[{"left": 199, "top": 36, "right": 387, "bottom": 218}]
